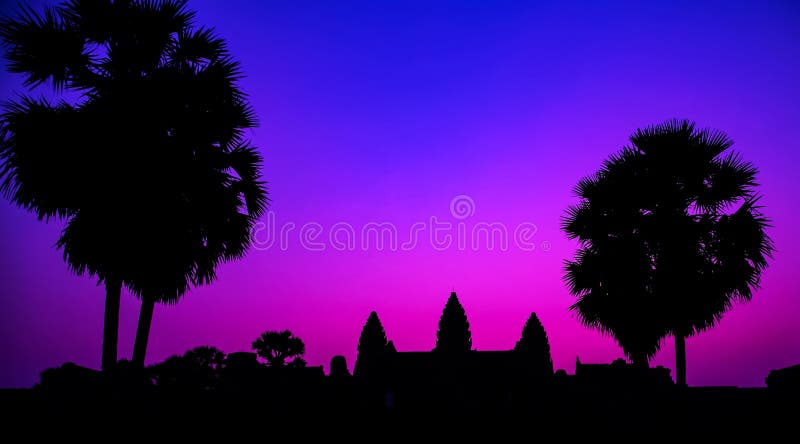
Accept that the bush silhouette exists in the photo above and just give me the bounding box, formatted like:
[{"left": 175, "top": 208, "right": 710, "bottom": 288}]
[{"left": 148, "top": 346, "right": 226, "bottom": 391}]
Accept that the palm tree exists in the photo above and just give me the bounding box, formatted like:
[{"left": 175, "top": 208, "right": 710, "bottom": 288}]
[
  {"left": 0, "top": 0, "right": 266, "bottom": 371},
  {"left": 0, "top": 1, "right": 141, "bottom": 372},
  {"left": 123, "top": 17, "right": 266, "bottom": 368},
  {"left": 563, "top": 120, "right": 773, "bottom": 385}
]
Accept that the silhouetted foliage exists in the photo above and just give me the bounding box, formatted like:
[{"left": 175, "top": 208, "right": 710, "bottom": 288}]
[
  {"left": 252, "top": 330, "right": 305, "bottom": 367},
  {"left": 38, "top": 362, "right": 102, "bottom": 394},
  {"left": 148, "top": 346, "right": 226, "bottom": 391},
  {"left": 514, "top": 312, "right": 554, "bottom": 376},
  {"left": 288, "top": 357, "right": 307, "bottom": 368},
  {"left": 386, "top": 340, "right": 397, "bottom": 353},
  {"left": 434, "top": 292, "right": 472, "bottom": 353},
  {"left": 0, "top": 0, "right": 267, "bottom": 371},
  {"left": 354, "top": 311, "right": 390, "bottom": 379},
  {"left": 766, "top": 364, "right": 800, "bottom": 393},
  {"left": 563, "top": 120, "right": 773, "bottom": 381},
  {"left": 221, "top": 351, "right": 259, "bottom": 382}
]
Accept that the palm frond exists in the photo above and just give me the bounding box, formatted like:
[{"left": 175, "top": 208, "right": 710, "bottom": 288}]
[
  {"left": 171, "top": 27, "right": 227, "bottom": 66},
  {"left": 695, "top": 151, "right": 757, "bottom": 212},
  {"left": 0, "top": 4, "right": 88, "bottom": 89},
  {"left": 227, "top": 142, "right": 268, "bottom": 216},
  {"left": 695, "top": 126, "right": 733, "bottom": 158},
  {"left": 0, "top": 96, "right": 90, "bottom": 219}
]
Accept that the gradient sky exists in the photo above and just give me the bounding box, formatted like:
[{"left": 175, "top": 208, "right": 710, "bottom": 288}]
[{"left": 1, "top": 0, "right": 799, "bottom": 388}]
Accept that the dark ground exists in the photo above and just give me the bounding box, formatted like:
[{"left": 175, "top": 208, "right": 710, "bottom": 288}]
[{"left": 0, "top": 386, "right": 796, "bottom": 439}]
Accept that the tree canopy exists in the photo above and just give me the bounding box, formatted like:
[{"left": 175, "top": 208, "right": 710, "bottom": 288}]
[
  {"left": 563, "top": 120, "right": 773, "bottom": 373},
  {"left": 252, "top": 330, "right": 305, "bottom": 367}
]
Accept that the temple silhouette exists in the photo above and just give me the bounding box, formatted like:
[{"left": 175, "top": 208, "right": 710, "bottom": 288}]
[
  {"left": 15, "top": 290, "right": 795, "bottom": 433},
  {"left": 341, "top": 292, "right": 679, "bottom": 411},
  {"left": 35, "top": 291, "right": 800, "bottom": 404}
]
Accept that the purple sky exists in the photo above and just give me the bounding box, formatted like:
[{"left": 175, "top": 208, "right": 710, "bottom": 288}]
[{"left": 1, "top": 0, "right": 799, "bottom": 388}]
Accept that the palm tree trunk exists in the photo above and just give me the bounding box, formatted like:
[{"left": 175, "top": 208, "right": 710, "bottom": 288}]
[
  {"left": 132, "top": 294, "right": 156, "bottom": 369},
  {"left": 101, "top": 277, "right": 122, "bottom": 373},
  {"left": 675, "top": 333, "right": 687, "bottom": 387}
]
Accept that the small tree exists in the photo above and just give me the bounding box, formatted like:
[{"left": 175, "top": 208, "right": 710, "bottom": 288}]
[
  {"left": 434, "top": 292, "right": 472, "bottom": 352},
  {"left": 183, "top": 346, "right": 226, "bottom": 373},
  {"left": 514, "top": 312, "right": 554, "bottom": 377},
  {"left": 252, "top": 330, "right": 305, "bottom": 367},
  {"left": 354, "top": 311, "right": 390, "bottom": 379},
  {"left": 149, "top": 345, "right": 226, "bottom": 391}
]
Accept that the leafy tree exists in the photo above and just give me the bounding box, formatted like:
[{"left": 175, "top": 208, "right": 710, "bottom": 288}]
[
  {"left": 354, "top": 311, "right": 391, "bottom": 379},
  {"left": 0, "top": 0, "right": 266, "bottom": 371},
  {"left": 514, "top": 312, "right": 554, "bottom": 376},
  {"left": 563, "top": 120, "right": 773, "bottom": 384},
  {"left": 252, "top": 330, "right": 305, "bottom": 367},
  {"left": 183, "top": 346, "right": 226, "bottom": 373},
  {"left": 434, "top": 292, "right": 472, "bottom": 353},
  {"left": 148, "top": 345, "right": 226, "bottom": 391}
]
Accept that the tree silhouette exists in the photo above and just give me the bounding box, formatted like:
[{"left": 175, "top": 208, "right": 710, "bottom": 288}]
[
  {"left": 354, "top": 311, "right": 391, "bottom": 379},
  {"left": 0, "top": 0, "right": 267, "bottom": 372},
  {"left": 149, "top": 345, "right": 225, "bottom": 391},
  {"left": 563, "top": 120, "right": 773, "bottom": 384},
  {"left": 183, "top": 346, "right": 226, "bottom": 372},
  {"left": 252, "top": 330, "right": 306, "bottom": 367},
  {"left": 514, "top": 312, "right": 554, "bottom": 377},
  {"left": 434, "top": 292, "right": 472, "bottom": 353}
]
